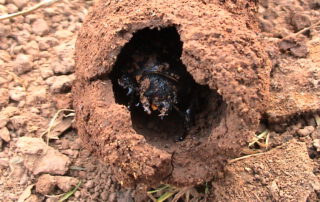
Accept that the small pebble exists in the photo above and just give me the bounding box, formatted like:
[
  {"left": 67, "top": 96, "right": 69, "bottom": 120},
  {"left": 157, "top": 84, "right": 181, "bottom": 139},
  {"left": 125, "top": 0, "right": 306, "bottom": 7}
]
[
  {"left": 100, "top": 191, "right": 108, "bottom": 201},
  {"left": 85, "top": 180, "right": 94, "bottom": 189},
  {"left": 297, "top": 126, "right": 315, "bottom": 136},
  {"left": 0, "top": 127, "right": 11, "bottom": 142},
  {"left": 74, "top": 191, "right": 81, "bottom": 198},
  {"left": 12, "top": 0, "right": 28, "bottom": 9},
  {"left": 13, "top": 54, "right": 33, "bottom": 75},
  {"left": 313, "top": 139, "right": 320, "bottom": 152},
  {"left": 0, "top": 158, "right": 9, "bottom": 168},
  {"left": 290, "top": 13, "right": 311, "bottom": 31},
  {"left": 0, "top": 88, "right": 9, "bottom": 108},
  {"left": 32, "top": 19, "right": 50, "bottom": 36},
  {"left": 108, "top": 193, "right": 117, "bottom": 202},
  {"left": 9, "top": 86, "right": 26, "bottom": 102}
]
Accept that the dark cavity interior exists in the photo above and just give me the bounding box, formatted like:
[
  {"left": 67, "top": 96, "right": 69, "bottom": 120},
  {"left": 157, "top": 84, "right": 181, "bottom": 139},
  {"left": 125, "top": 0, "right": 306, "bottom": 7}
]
[{"left": 110, "top": 27, "right": 223, "bottom": 146}]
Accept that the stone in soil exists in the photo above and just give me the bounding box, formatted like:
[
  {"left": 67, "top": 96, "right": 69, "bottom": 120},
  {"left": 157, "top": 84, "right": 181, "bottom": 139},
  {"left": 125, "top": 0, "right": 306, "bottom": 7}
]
[
  {"left": 48, "top": 75, "right": 75, "bottom": 93},
  {"left": 52, "top": 60, "right": 74, "bottom": 75},
  {"left": 36, "top": 174, "right": 79, "bottom": 195},
  {"left": 36, "top": 174, "right": 56, "bottom": 195},
  {"left": 278, "top": 38, "right": 308, "bottom": 58},
  {"left": 12, "top": 0, "right": 28, "bottom": 9},
  {"left": 16, "top": 137, "right": 71, "bottom": 175},
  {"left": 6, "top": 3, "right": 18, "bottom": 13},
  {"left": 0, "top": 157, "right": 9, "bottom": 168},
  {"left": 32, "top": 19, "right": 50, "bottom": 36},
  {"left": 297, "top": 126, "right": 315, "bottom": 137},
  {"left": 0, "top": 127, "right": 10, "bottom": 142},
  {"left": 9, "top": 115, "right": 27, "bottom": 131},
  {"left": 55, "top": 176, "right": 79, "bottom": 192},
  {"left": 0, "top": 107, "right": 20, "bottom": 132},
  {"left": 313, "top": 139, "right": 320, "bottom": 152},
  {"left": 26, "top": 86, "right": 47, "bottom": 104},
  {"left": 13, "top": 54, "right": 33, "bottom": 75},
  {"left": 38, "top": 37, "right": 59, "bottom": 51},
  {"left": 0, "top": 50, "right": 11, "bottom": 62},
  {"left": 9, "top": 86, "right": 26, "bottom": 102},
  {"left": 0, "top": 88, "right": 9, "bottom": 108},
  {"left": 290, "top": 13, "right": 312, "bottom": 32}
]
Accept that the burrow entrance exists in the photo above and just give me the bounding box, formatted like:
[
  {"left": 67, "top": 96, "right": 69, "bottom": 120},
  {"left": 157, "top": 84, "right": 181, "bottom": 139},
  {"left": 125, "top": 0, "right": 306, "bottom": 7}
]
[{"left": 110, "top": 27, "right": 223, "bottom": 146}]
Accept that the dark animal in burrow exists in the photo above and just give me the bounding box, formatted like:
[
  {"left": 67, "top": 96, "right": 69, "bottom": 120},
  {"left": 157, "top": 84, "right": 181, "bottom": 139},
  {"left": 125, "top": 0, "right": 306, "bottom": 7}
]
[{"left": 117, "top": 52, "right": 197, "bottom": 141}]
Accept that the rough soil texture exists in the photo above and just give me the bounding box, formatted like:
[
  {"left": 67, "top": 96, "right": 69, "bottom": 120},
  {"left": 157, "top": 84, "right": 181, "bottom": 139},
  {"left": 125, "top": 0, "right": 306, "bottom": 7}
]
[
  {"left": 0, "top": 0, "right": 320, "bottom": 201},
  {"left": 73, "top": 0, "right": 271, "bottom": 187},
  {"left": 260, "top": 0, "right": 320, "bottom": 123},
  {"left": 0, "top": 0, "right": 132, "bottom": 201},
  {"left": 213, "top": 140, "right": 320, "bottom": 201}
]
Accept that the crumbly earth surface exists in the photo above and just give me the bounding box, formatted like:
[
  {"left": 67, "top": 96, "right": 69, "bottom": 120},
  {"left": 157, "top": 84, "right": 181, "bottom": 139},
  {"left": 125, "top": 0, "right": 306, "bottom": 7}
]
[
  {"left": 74, "top": 0, "right": 271, "bottom": 187},
  {"left": 0, "top": 0, "right": 319, "bottom": 202},
  {"left": 213, "top": 140, "right": 320, "bottom": 201}
]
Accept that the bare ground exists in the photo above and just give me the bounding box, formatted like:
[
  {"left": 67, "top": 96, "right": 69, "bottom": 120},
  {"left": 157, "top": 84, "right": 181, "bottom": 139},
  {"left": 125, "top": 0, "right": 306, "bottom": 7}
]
[{"left": 0, "top": 0, "right": 320, "bottom": 201}]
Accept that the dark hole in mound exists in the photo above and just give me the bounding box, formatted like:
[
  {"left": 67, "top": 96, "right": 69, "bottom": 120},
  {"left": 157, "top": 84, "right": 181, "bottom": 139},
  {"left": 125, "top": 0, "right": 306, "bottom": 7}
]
[{"left": 110, "top": 27, "right": 223, "bottom": 145}]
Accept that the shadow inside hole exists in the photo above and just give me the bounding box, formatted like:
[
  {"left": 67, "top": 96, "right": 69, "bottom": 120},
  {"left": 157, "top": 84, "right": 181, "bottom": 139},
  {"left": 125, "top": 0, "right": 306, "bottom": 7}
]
[{"left": 110, "top": 26, "right": 223, "bottom": 146}]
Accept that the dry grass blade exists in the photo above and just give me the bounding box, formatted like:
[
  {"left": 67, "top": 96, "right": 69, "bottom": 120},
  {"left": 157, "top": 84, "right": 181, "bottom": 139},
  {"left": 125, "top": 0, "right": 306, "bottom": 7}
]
[
  {"left": 172, "top": 187, "right": 191, "bottom": 202},
  {"left": 147, "top": 192, "right": 157, "bottom": 202},
  {"left": 314, "top": 114, "right": 320, "bottom": 127},
  {"left": 265, "top": 132, "right": 270, "bottom": 149},
  {"left": 241, "top": 148, "right": 262, "bottom": 155},
  {"left": 41, "top": 109, "right": 75, "bottom": 144},
  {"left": 0, "top": 0, "right": 61, "bottom": 21},
  {"left": 228, "top": 152, "right": 265, "bottom": 164},
  {"left": 282, "top": 20, "right": 320, "bottom": 40},
  {"left": 248, "top": 130, "right": 269, "bottom": 148},
  {"left": 69, "top": 166, "right": 86, "bottom": 171},
  {"left": 17, "top": 184, "right": 35, "bottom": 202}
]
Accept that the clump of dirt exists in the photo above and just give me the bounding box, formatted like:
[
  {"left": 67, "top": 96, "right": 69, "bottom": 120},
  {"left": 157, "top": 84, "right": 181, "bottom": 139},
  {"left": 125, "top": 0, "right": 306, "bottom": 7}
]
[{"left": 73, "top": 0, "right": 271, "bottom": 186}]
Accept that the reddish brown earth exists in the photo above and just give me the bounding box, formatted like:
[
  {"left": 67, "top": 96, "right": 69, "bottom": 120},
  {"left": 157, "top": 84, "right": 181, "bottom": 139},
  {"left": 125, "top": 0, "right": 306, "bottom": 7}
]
[
  {"left": 73, "top": 0, "right": 271, "bottom": 187},
  {"left": 0, "top": 0, "right": 319, "bottom": 201}
]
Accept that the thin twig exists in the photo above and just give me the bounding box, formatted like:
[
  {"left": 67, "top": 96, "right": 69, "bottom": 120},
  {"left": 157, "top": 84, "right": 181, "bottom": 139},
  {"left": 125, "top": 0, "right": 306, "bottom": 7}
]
[
  {"left": 172, "top": 187, "right": 191, "bottom": 202},
  {"left": 41, "top": 108, "right": 75, "bottom": 144},
  {"left": 281, "top": 20, "right": 320, "bottom": 40},
  {"left": 0, "top": 0, "right": 61, "bottom": 21},
  {"left": 228, "top": 152, "right": 265, "bottom": 164}
]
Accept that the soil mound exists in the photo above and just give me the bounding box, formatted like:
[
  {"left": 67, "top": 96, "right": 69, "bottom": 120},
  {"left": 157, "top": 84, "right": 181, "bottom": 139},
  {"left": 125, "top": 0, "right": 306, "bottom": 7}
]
[{"left": 73, "top": 0, "right": 271, "bottom": 187}]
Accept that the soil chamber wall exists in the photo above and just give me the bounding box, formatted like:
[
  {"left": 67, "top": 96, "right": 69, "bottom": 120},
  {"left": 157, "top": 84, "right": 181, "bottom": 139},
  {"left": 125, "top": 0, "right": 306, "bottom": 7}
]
[{"left": 73, "top": 0, "right": 271, "bottom": 187}]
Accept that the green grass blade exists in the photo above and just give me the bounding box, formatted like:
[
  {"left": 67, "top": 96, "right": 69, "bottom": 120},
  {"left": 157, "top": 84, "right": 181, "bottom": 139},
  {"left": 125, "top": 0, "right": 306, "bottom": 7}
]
[
  {"left": 58, "top": 180, "right": 82, "bottom": 202},
  {"left": 157, "top": 191, "right": 175, "bottom": 202},
  {"left": 147, "top": 184, "right": 170, "bottom": 194}
]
